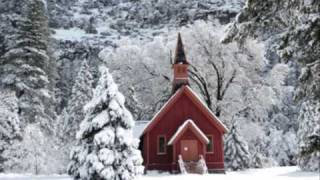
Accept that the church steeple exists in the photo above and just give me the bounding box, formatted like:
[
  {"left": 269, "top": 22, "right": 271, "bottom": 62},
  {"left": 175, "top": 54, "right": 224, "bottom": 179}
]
[
  {"left": 172, "top": 33, "right": 189, "bottom": 93},
  {"left": 174, "top": 33, "right": 188, "bottom": 64}
]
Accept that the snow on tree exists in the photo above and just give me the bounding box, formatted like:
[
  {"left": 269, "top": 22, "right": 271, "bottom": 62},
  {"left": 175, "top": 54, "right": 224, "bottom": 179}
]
[
  {"left": 181, "top": 24, "right": 237, "bottom": 117},
  {"left": 251, "top": 150, "right": 270, "bottom": 168},
  {"left": 265, "top": 128, "right": 298, "bottom": 166},
  {"left": 5, "top": 124, "right": 46, "bottom": 174},
  {"left": 54, "top": 108, "right": 69, "bottom": 141},
  {"left": 65, "top": 59, "right": 94, "bottom": 141},
  {"left": 222, "top": 0, "right": 320, "bottom": 171},
  {"left": 100, "top": 38, "right": 172, "bottom": 121},
  {"left": 0, "top": 89, "right": 21, "bottom": 172},
  {"left": 297, "top": 101, "right": 320, "bottom": 171},
  {"left": 51, "top": 108, "right": 72, "bottom": 172},
  {"left": 68, "top": 66, "right": 143, "bottom": 180},
  {"left": 125, "top": 86, "right": 145, "bottom": 121},
  {"left": 2, "top": 122, "right": 66, "bottom": 174},
  {"left": 0, "top": 0, "right": 60, "bottom": 174},
  {"left": 225, "top": 119, "right": 251, "bottom": 170},
  {"left": 0, "top": 0, "right": 55, "bottom": 131},
  {"left": 101, "top": 21, "right": 298, "bottom": 167},
  {"left": 50, "top": 59, "right": 94, "bottom": 174}
]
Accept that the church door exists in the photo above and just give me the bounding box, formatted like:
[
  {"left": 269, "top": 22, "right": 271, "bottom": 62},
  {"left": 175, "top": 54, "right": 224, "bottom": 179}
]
[{"left": 181, "top": 140, "right": 198, "bottom": 161}]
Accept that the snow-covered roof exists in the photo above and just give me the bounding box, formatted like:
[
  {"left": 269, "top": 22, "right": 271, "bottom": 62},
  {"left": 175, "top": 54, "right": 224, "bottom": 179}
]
[
  {"left": 142, "top": 87, "right": 184, "bottom": 134},
  {"left": 168, "top": 119, "right": 209, "bottom": 145},
  {"left": 133, "top": 120, "right": 149, "bottom": 138},
  {"left": 142, "top": 86, "right": 228, "bottom": 135},
  {"left": 185, "top": 86, "right": 228, "bottom": 132}
]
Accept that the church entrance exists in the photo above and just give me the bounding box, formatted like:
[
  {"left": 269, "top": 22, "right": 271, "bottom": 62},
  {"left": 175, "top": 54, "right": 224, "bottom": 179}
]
[{"left": 181, "top": 140, "right": 198, "bottom": 161}]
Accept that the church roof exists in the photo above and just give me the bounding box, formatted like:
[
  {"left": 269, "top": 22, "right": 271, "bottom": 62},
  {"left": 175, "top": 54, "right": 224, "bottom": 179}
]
[
  {"left": 141, "top": 85, "right": 228, "bottom": 136},
  {"left": 168, "top": 119, "right": 209, "bottom": 145}
]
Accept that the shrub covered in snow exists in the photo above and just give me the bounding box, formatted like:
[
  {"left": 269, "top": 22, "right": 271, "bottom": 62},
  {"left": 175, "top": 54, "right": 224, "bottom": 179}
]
[
  {"left": 64, "top": 59, "right": 94, "bottom": 142},
  {"left": 3, "top": 123, "right": 66, "bottom": 174},
  {"left": 0, "top": 89, "right": 21, "bottom": 172},
  {"left": 297, "top": 101, "right": 320, "bottom": 171},
  {"left": 68, "top": 66, "right": 143, "bottom": 180},
  {"left": 225, "top": 120, "right": 251, "bottom": 170}
]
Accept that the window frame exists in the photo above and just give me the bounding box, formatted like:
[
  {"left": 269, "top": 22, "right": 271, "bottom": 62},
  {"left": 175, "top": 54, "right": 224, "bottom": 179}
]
[
  {"left": 206, "top": 135, "right": 214, "bottom": 153},
  {"left": 157, "top": 135, "right": 167, "bottom": 155}
]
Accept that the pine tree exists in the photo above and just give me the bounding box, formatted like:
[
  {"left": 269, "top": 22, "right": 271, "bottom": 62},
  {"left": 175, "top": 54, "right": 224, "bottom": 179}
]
[
  {"left": 225, "top": 120, "right": 251, "bottom": 171},
  {"left": 68, "top": 66, "right": 144, "bottom": 180},
  {"left": 55, "top": 108, "right": 69, "bottom": 141},
  {"left": 0, "top": 0, "right": 59, "bottom": 174},
  {"left": 3, "top": 123, "right": 65, "bottom": 174},
  {"left": 0, "top": 89, "right": 21, "bottom": 172},
  {"left": 64, "top": 59, "right": 94, "bottom": 141},
  {"left": 0, "top": 0, "right": 55, "bottom": 131},
  {"left": 297, "top": 101, "right": 320, "bottom": 171}
]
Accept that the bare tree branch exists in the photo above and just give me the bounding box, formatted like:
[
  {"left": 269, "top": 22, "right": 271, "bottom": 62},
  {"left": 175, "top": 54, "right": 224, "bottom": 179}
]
[
  {"left": 188, "top": 65, "right": 213, "bottom": 110},
  {"left": 221, "top": 69, "right": 237, "bottom": 100},
  {"left": 142, "top": 63, "right": 170, "bottom": 82}
]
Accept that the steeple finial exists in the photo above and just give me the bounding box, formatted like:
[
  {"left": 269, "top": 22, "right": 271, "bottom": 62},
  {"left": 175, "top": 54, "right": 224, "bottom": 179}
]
[{"left": 174, "top": 33, "right": 188, "bottom": 64}]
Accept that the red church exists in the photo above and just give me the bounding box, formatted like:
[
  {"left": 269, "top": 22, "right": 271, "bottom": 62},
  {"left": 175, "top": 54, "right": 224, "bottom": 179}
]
[{"left": 134, "top": 34, "right": 228, "bottom": 174}]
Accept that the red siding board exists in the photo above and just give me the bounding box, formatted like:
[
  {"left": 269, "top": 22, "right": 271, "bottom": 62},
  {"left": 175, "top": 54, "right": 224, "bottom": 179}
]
[{"left": 143, "top": 88, "right": 225, "bottom": 172}]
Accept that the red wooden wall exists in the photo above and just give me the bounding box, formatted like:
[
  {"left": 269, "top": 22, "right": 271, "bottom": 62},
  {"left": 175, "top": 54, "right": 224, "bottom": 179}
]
[{"left": 142, "top": 92, "right": 224, "bottom": 172}]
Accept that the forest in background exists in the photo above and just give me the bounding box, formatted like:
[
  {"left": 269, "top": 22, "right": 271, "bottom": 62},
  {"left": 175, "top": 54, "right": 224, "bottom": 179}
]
[{"left": 0, "top": 0, "right": 319, "bottom": 175}]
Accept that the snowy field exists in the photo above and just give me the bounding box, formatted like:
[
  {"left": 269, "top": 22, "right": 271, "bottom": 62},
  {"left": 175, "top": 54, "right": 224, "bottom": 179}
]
[{"left": 0, "top": 166, "right": 318, "bottom": 180}]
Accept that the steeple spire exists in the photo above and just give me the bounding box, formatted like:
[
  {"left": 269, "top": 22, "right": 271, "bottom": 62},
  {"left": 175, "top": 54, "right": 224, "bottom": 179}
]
[
  {"left": 172, "top": 33, "right": 189, "bottom": 94},
  {"left": 174, "top": 33, "right": 188, "bottom": 64}
]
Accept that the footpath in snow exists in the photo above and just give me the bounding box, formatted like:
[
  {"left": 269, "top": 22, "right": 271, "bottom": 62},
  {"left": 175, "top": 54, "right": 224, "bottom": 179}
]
[{"left": 0, "top": 166, "right": 318, "bottom": 180}]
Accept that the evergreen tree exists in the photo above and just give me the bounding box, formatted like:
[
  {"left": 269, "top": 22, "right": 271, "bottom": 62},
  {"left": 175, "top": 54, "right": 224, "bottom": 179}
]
[
  {"left": 0, "top": 0, "right": 59, "bottom": 174},
  {"left": 51, "top": 108, "right": 71, "bottom": 173},
  {"left": 68, "top": 66, "right": 143, "bottom": 180},
  {"left": 0, "top": 0, "right": 55, "bottom": 130},
  {"left": 0, "top": 89, "right": 21, "bottom": 172},
  {"left": 3, "top": 123, "right": 65, "bottom": 174},
  {"left": 55, "top": 108, "right": 69, "bottom": 141},
  {"left": 65, "top": 59, "right": 94, "bottom": 141},
  {"left": 297, "top": 101, "right": 320, "bottom": 171},
  {"left": 225, "top": 120, "right": 251, "bottom": 171}
]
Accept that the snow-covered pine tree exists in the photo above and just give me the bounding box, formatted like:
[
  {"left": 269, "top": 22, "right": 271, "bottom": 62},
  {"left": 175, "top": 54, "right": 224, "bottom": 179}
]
[
  {"left": 49, "top": 108, "right": 71, "bottom": 173},
  {"left": 0, "top": 0, "right": 55, "bottom": 131},
  {"left": 0, "top": 0, "right": 61, "bottom": 174},
  {"left": 0, "top": 89, "right": 21, "bottom": 172},
  {"left": 297, "top": 101, "right": 320, "bottom": 171},
  {"left": 221, "top": 0, "right": 319, "bottom": 171},
  {"left": 225, "top": 120, "right": 251, "bottom": 170},
  {"left": 55, "top": 108, "right": 69, "bottom": 141},
  {"left": 68, "top": 66, "right": 143, "bottom": 180},
  {"left": 65, "top": 59, "right": 94, "bottom": 141},
  {"left": 3, "top": 122, "right": 66, "bottom": 174},
  {"left": 5, "top": 123, "right": 46, "bottom": 174}
]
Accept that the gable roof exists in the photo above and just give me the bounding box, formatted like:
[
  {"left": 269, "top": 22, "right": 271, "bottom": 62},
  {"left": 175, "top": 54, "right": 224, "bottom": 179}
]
[
  {"left": 168, "top": 119, "right": 209, "bottom": 145},
  {"left": 142, "top": 85, "right": 228, "bottom": 135}
]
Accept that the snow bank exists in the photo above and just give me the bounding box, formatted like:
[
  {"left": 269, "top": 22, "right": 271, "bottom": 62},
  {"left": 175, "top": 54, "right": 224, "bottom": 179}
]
[
  {"left": 0, "top": 166, "right": 317, "bottom": 180},
  {"left": 0, "top": 174, "right": 70, "bottom": 180},
  {"left": 140, "top": 167, "right": 318, "bottom": 180}
]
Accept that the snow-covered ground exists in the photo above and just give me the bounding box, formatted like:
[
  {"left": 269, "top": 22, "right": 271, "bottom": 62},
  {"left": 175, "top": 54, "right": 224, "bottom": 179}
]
[
  {"left": 141, "top": 167, "right": 318, "bottom": 180},
  {"left": 0, "top": 166, "right": 318, "bottom": 180}
]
